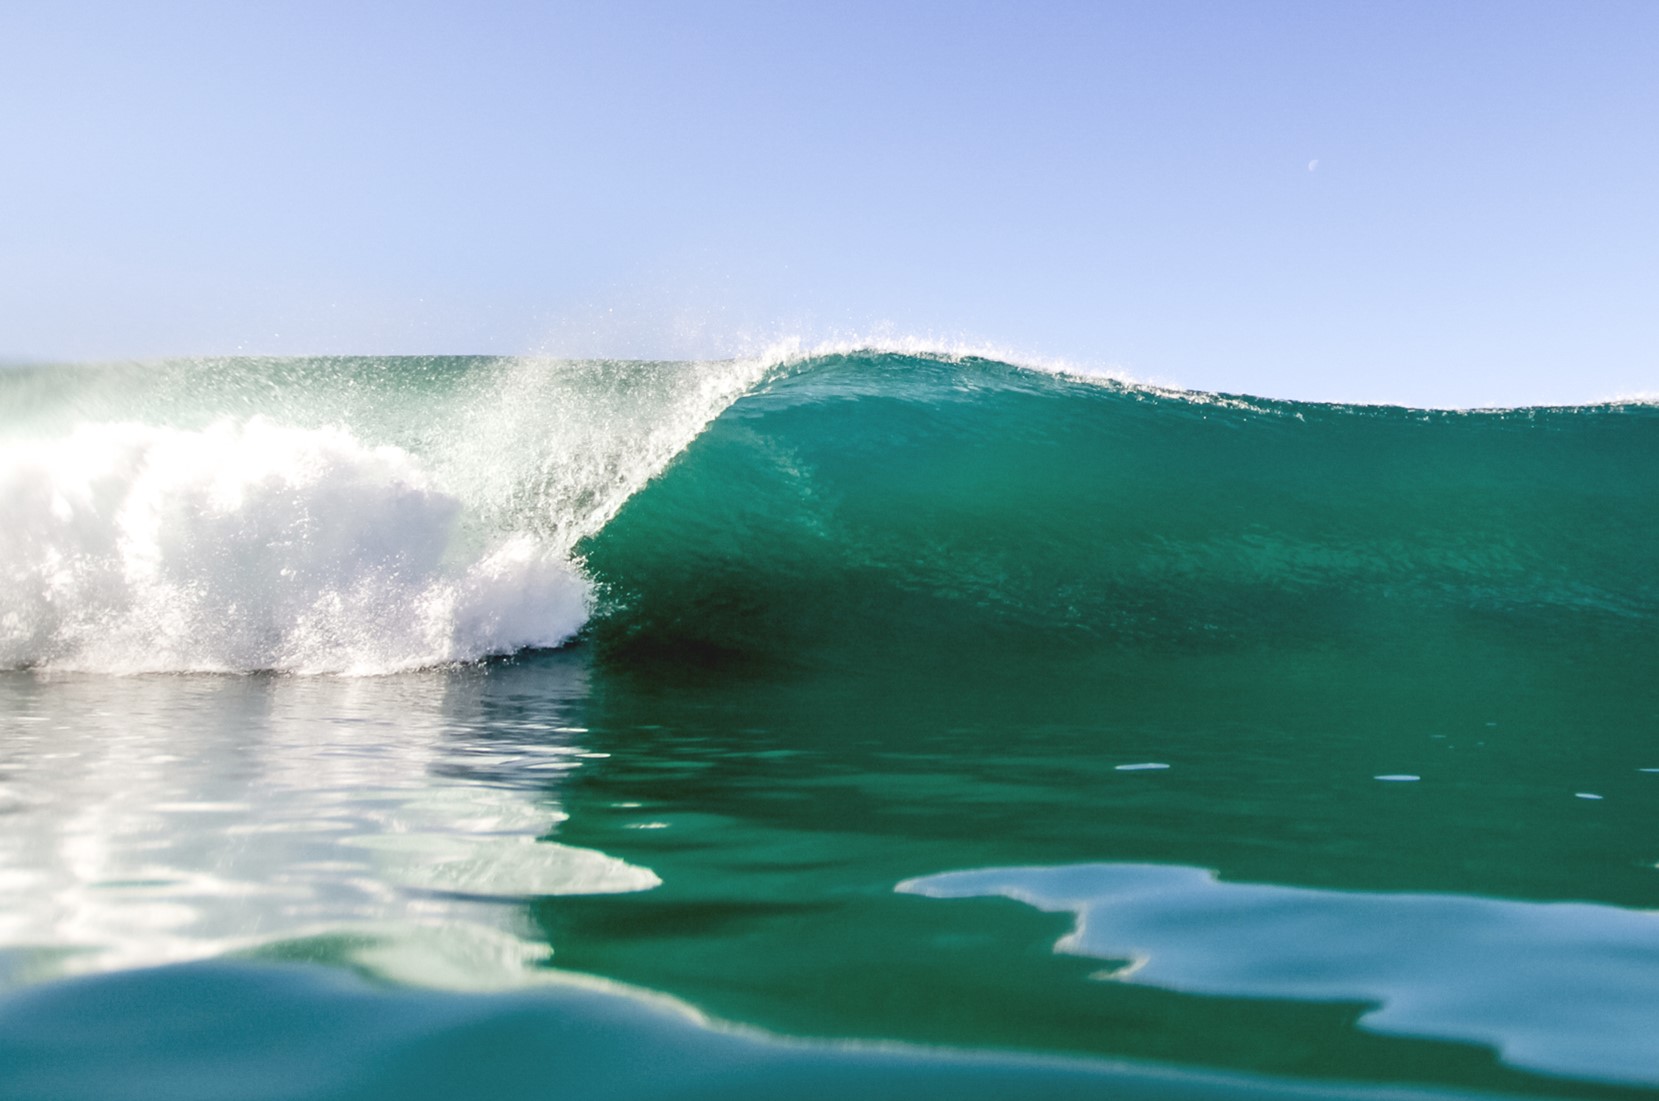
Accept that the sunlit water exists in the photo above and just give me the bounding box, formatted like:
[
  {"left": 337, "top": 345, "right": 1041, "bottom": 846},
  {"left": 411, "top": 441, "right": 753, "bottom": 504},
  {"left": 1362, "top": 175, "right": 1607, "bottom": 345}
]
[
  {"left": 0, "top": 657, "right": 654, "bottom": 991},
  {"left": 2, "top": 649, "right": 1652, "bottom": 1101}
]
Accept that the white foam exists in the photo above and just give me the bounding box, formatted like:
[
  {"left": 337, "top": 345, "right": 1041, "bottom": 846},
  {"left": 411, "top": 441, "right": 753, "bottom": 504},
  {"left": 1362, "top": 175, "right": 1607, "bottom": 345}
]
[
  {"left": 0, "top": 418, "right": 588, "bottom": 674},
  {"left": 1602, "top": 391, "right": 1659, "bottom": 407},
  {"left": 0, "top": 352, "right": 783, "bottom": 675}
]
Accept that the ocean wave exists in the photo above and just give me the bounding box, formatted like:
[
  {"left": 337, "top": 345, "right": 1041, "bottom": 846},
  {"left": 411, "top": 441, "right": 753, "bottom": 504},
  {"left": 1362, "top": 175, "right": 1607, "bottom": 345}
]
[
  {"left": 579, "top": 349, "right": 1659, "bottom": 666},
  {"left": 3, "top": 350, "right": 1655, "bottom": 674}
]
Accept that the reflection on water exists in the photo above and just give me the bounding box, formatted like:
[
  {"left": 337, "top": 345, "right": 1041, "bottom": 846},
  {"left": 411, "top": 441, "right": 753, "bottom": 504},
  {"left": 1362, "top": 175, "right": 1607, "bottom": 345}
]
[
  {"left": 900, "top": 863, "right": 1659, "bottom": 1087},
  {"left": 0, "top": 653, "right": 656, "bottom": 990},
  {"left": 3, "top": 650, "right": 1656, "bottom": 1099}
]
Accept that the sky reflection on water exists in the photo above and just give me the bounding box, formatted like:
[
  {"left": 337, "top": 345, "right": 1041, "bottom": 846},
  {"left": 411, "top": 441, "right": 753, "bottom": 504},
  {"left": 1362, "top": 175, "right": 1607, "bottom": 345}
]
[{"left": 900, "top": 863, "right": 1659, "bottom": 1087}]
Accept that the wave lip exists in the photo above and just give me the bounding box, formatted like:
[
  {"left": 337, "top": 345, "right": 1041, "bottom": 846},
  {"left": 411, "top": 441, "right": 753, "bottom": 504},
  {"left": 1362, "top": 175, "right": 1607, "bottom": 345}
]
[{"left": 0, "top": 417, "right": 588, "bottom": 675}]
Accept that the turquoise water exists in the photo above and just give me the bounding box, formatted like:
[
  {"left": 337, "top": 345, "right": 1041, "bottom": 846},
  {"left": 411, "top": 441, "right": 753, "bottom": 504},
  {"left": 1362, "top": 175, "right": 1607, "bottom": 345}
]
[{"left": 1, "top": 352, "right": 1656, "bottom": 1098}]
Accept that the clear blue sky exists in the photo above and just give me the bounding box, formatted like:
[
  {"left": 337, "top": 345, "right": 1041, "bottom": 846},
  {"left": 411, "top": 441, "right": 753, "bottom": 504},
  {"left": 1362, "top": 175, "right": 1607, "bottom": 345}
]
[{"left": 2, "top": 0, "right": 1654, "bottom": 406}]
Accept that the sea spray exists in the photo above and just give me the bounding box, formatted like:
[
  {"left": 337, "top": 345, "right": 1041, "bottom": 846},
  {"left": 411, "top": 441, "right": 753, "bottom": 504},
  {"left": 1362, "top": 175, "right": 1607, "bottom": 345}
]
[{"left": 0, "top": 354, "right": 775, "bottom": 673}]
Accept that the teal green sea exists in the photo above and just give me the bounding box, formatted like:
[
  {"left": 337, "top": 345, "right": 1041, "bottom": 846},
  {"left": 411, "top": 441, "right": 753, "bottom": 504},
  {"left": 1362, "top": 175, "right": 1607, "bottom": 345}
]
[{"left": 1, "top": 352, "right": 1655, "bottom": 1099}]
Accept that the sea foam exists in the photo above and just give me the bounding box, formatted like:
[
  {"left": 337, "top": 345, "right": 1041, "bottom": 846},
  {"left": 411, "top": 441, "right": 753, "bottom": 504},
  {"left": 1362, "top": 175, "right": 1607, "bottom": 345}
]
[
  {"left": 0, "top": 418, "right": 587, "bottom": 674},
  {"left": 0, "top": 353, "right": 778, "bottom": 674}
]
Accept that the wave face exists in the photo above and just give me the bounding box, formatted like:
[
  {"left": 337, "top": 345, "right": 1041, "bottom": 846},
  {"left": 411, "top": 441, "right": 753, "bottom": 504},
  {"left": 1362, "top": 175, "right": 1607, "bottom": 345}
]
[
  {"left": 0, "top": 355, "right": 768, "bottom": 673},
  {"left": 579, "top": 352, "right": 1659, "bottom": 673},
  {"left": 4, "top": 350, "right": 1656, "bottom": 674}
]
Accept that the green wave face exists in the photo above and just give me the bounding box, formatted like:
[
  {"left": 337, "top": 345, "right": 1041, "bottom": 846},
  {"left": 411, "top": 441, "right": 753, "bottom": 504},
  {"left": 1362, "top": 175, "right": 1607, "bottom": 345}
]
[
  {"left": 548, "top": 353, "right": 1659, "bottom": 1090},
  {"left": 580, "top": 352, "right": 1659, "bottom": 675}
]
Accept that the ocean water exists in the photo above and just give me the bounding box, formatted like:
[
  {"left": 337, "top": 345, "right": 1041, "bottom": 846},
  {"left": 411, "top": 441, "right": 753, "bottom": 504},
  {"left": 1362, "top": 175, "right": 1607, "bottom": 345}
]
[{"left": 1, "top": 351, "right": 1656, "bottom": 1100}]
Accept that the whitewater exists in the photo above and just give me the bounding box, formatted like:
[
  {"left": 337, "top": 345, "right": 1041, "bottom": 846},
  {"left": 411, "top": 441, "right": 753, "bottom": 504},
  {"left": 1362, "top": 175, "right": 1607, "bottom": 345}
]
[{"left": 0, "top": 352, "right": 778, "bottom": 673}]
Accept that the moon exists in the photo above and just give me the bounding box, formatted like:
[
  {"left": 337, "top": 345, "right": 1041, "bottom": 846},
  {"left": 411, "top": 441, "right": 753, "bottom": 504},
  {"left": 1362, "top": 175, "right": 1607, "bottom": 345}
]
[{"left": 1308, "top": 159, "right": 1319, "bottom": 172}]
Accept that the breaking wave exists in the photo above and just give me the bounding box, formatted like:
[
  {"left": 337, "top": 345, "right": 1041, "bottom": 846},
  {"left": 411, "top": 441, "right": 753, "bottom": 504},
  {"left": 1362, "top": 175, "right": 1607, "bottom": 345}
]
[{"left": 4, "top": 347, "right": 1656, "bottom": 674}]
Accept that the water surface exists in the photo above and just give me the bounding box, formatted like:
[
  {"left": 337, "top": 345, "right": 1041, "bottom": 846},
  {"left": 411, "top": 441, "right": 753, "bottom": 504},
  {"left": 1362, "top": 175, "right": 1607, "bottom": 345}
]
[{"left": 2, "top": 351, "right": 1655, "bottom": 1099}]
